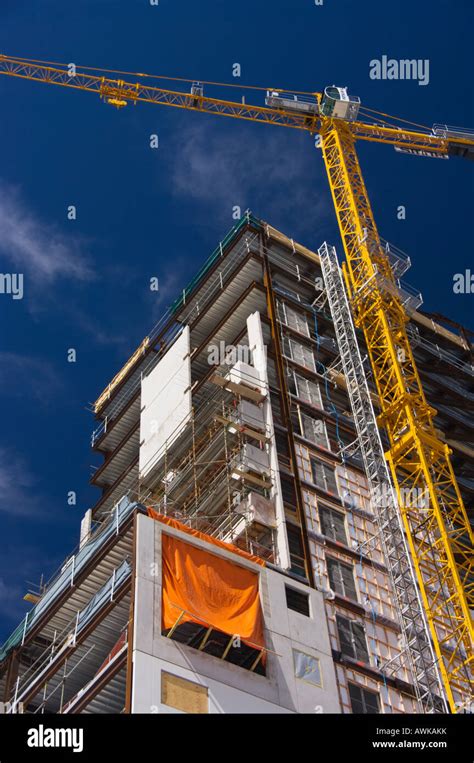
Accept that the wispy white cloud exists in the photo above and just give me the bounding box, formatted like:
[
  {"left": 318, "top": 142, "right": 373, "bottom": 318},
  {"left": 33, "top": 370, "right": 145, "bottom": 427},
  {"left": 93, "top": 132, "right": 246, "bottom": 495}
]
[
  {"left": 69, "top": 309, "right": 127, "bottom": 348},
  {"left": 0, "top": 353, "right": 62, "bottom": 404},
  {"left": 168, "top": 123, "right": 330, "bottom": 237},
  {"left": 0, "top": 182, "right": 94, "bottom": 283},
  {"left": 0, "top": 448, "right": 45, "bottom": 517}
]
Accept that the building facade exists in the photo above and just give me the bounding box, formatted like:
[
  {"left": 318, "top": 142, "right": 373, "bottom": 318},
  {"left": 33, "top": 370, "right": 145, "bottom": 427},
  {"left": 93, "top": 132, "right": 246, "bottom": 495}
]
[{"left": 0, "top": 213, "right": 472, "bottom": 714}]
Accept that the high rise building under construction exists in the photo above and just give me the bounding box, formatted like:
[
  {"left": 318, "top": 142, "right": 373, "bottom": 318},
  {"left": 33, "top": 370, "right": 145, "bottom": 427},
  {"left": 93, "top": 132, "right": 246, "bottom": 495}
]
[{"left": 0, "top": 213, "right": 472, "bottom": 714}]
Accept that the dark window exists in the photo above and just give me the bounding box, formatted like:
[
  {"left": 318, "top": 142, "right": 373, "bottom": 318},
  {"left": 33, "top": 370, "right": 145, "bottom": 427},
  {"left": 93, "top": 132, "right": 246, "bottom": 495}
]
[
  {"left": 267, "top": 358, "right": 279, "bottom": 389},
  {"left": 311, "top": 458, "right": 338, "bottom": 495},
  {"left": 327, "top": 558, "right": 358, "bottom": 601},
  {"left": 286, "top": 524, "right": 306, "bottom": 579},
  {"left": 287, "top": 369, "right": 297, "bottom": 396},
  {"left": 275, "top": 432, "right": 290, "bottom": 458},
  {"left": 285, "top": 586, "right": 310, "bottom": 616},
  {"left": 282, "top": 335, "right": 291, "bottom": 359},
  {"left": 271, "top": 396, "right": 284, "bottom": 426},
  {"left": 163, "top": 623, "right": 265, "bottom": 675},
  {"left": 281, "top": 477, "right": 297, "bottom": 508},
  {"left": 276, "top": 432, "right": 291, "bottom": 472},
  {"left": 319, "top": 506, "right": 347, "bottom": 544},
  {"left": 336, "top": 615, "right": 369, "bottom": 663},
  {"left": 348, "top": 683, "right": 380, "bottom": 714}
]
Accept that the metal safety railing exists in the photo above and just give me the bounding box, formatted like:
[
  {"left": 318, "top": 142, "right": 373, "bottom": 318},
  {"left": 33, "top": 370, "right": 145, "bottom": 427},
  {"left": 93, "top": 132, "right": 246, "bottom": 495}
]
[
  {"left": 406, "top": 324, "right": 474, "bottom": 376},
  {"left": 0, "top": 497, "right": 140, "bottom": 664},
  {"left": 7, "top": 559, "right": 132, "bottom": 713}
]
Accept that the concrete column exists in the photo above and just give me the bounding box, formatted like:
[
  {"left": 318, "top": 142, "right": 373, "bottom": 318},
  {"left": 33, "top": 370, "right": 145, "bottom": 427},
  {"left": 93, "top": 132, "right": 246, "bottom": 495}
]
[{"left": 247, "top": 311, "right": 291, "bottom": 569}]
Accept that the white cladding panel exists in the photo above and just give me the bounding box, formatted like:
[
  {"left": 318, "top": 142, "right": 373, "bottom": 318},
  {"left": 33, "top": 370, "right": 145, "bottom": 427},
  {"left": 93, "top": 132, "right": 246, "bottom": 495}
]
[{"left": 139, "top": 327, "right": 191, "bottom": 479}]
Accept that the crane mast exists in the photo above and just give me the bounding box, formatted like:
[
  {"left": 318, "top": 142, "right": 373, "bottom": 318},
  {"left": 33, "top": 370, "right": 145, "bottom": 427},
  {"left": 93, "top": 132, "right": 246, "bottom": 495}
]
[
  {"left": 321, "top": 118, "right": 473, "bottom": 711},
  {"left": 0, "top": 54, "right": 472, "bottom": 713}
]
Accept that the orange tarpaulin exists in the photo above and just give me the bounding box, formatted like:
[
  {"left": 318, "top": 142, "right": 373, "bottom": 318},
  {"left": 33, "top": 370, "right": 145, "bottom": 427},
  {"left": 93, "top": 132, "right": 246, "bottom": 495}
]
[
  {"left": 161, "top": 532, "right": 265, "bottom": 651},
  {"left": 147, "top": 509, "right": 265, "bottom": 567}
]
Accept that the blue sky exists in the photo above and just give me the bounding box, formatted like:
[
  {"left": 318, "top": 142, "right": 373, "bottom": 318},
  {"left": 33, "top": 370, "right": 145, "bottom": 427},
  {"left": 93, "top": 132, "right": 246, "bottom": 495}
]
[{"left": 0, "top": 0, "right": 472, "bottom": 640}]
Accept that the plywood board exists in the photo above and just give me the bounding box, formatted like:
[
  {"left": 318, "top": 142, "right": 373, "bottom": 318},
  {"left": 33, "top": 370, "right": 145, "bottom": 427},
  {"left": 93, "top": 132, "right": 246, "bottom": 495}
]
[{"left": 161, "top": 671, "right": 209, "bottom": 714}]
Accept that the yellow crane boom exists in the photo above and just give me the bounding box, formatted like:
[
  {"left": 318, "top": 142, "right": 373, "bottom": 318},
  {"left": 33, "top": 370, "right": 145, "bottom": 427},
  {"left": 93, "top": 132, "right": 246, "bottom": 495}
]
[
  {"left": 2, "top": 54, "right": 473, "bottom": 154},
  {"left": 1, "top": 53, "right": 472, "bottom": 713}
]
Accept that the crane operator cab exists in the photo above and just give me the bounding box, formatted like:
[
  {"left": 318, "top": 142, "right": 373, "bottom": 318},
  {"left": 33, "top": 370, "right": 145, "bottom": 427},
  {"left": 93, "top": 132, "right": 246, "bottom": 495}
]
[{"left": 320, "top": 86, "right": 361, "bottom": 121}]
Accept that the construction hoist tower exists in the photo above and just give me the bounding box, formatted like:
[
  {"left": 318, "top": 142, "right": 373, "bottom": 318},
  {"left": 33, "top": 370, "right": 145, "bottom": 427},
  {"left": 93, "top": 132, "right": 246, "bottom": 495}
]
[
  {"left": 0, "top": 55, "right": 472, "bottom": 712},
  {"left": 319, "top": 241, "right": 446, "bottom": 713}
]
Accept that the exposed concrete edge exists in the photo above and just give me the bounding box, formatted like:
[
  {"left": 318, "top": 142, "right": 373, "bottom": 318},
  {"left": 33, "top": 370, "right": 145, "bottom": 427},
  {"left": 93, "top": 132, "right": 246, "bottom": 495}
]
[
  {"left": 410, "top": 311, "right": 469, "bottom": 351},
  {"left": 262, "top": 222, "right": 321, "bottom": 265}
]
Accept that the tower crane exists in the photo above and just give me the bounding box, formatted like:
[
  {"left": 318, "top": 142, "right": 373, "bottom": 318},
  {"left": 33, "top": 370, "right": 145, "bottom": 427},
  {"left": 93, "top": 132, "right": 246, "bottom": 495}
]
[{"left": 0, "top": 54, "right": 472, "bottom": 714}]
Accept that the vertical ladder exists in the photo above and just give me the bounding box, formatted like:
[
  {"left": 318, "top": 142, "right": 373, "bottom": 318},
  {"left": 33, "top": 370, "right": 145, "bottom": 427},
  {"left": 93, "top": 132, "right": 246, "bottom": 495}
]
[{"left": 318, "top": 241, "right": 447, "bottom": 714}]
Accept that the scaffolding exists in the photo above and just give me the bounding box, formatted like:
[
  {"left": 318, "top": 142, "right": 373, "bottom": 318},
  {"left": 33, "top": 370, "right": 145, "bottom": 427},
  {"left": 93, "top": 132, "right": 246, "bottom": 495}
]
[
  {"left": 125, "top": 359, "right": 278, "bottom": 564},
  {"left": 91, "top": 228, "right": 261, "bottom": 445},
  {"left": 7, "top": 559, "right": 131, "bottom": 714}
]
